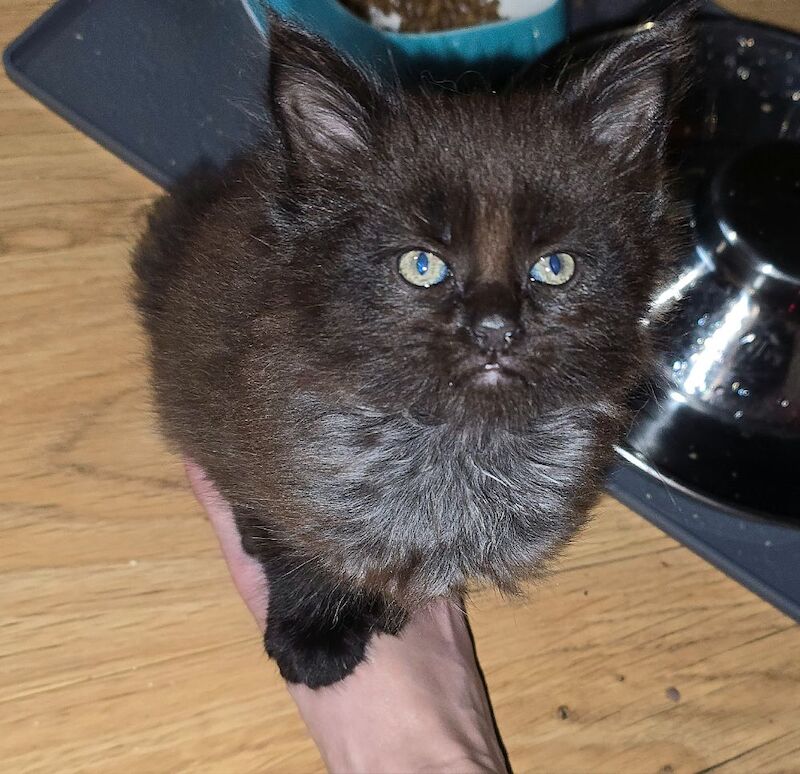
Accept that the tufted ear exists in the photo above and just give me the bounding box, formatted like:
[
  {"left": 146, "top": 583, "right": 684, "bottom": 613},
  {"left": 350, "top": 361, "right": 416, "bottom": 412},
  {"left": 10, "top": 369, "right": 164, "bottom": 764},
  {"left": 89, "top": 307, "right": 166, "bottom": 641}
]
[
  {"left": 567, "top": 3, "right": 695, "bottom": 164},
  {"left": 267, "top": 15, "right": 382, "bottom": 165}
]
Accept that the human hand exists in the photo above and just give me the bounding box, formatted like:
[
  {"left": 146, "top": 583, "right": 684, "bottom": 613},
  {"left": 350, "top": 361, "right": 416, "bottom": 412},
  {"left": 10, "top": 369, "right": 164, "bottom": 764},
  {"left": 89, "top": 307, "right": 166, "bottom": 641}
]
[{"left": 185, "top": 460, "right": 508, "bottom": 773}]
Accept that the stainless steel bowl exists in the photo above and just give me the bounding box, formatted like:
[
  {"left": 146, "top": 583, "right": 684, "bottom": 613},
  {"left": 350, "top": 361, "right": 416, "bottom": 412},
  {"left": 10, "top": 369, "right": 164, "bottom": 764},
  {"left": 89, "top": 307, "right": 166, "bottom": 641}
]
[
  {"left": 654, "top": 142, "right": 799, "bottom": 434},
  {"left": 616, "top": 17, "right": 800, "bottom": 523}
]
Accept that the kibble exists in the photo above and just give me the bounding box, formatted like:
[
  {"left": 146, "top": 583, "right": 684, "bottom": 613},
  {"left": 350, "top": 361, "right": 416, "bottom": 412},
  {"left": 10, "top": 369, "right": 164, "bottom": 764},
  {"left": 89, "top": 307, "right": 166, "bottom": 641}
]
[{"left": 340, "top": 0, "right": 504, "bottom": 33}]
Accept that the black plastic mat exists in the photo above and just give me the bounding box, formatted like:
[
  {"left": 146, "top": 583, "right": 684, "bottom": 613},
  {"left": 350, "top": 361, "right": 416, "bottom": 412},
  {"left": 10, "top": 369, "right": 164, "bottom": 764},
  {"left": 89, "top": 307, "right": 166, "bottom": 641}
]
[{"left": 4, "top": 0, "right": 267, "bottom": 186}]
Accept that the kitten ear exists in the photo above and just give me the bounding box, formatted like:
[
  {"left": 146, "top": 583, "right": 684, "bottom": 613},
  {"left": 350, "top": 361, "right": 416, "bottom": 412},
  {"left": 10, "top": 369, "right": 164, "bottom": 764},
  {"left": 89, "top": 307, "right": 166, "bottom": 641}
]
[
  {"left": 267, "top": 15, "right": 380, "bottom": 163},
  {"left": 568, "top": 3, "right": 694, "bottom": 164}
]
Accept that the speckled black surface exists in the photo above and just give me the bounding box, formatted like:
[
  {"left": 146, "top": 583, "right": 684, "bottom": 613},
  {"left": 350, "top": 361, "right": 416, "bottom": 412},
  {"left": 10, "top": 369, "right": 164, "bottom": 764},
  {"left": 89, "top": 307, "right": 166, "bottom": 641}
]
[{"left": 5, "top": 0, "right": 798, "bottom": 621}]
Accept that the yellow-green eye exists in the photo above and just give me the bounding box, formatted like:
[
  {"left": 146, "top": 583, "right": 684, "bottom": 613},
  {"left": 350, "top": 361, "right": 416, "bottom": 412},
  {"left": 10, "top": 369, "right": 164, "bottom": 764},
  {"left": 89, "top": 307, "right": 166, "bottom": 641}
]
[
  {"left": 530, "top": 253, "right": 575, "bottom": 285},
  {"left": 398, "top": 250, "right": 450, "bottom": 288}
]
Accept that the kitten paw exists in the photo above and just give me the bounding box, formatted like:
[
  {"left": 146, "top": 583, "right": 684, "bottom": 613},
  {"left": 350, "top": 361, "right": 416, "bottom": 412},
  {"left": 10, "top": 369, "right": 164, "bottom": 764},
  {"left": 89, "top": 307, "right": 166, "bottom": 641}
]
[{"left": 265, "top": 618, "right": 375, "bottom": 688}]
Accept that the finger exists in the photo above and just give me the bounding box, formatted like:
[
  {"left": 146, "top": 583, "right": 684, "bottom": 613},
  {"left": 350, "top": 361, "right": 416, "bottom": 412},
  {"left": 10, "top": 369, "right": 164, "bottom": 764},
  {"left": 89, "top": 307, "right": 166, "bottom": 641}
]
[{"left": 184, "top": 459, "right": 269, "bottom": 631}]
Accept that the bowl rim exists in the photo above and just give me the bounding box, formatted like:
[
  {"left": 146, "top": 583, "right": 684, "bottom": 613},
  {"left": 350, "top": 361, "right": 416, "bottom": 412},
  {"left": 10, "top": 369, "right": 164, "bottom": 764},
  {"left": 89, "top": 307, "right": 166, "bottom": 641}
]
[
  {"left": 614, "top": 443, "right": 797, "bottom": 527},
  {"left": 244, "top": 0, "right": 565, "bottom": 41}
]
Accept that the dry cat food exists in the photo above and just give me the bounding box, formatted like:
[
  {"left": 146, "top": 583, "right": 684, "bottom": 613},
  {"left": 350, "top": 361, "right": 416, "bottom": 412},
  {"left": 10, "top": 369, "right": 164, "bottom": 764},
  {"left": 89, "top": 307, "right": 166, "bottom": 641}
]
[{"left": 339, "top": 0, "right": 508, "bottom": 33}]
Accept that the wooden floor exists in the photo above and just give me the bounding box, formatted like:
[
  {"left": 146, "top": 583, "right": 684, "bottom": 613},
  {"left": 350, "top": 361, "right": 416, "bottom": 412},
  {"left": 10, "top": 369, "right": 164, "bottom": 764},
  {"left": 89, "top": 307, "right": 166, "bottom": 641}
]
[{"left": 2, "top": 1, "right": 799, "bottom": 772}]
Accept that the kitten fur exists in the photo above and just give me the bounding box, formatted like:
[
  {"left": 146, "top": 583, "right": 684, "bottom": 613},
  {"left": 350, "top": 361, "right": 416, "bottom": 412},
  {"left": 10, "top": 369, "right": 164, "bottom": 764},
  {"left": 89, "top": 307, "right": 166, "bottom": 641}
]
[{"left": 133, "top": 11, "right": 691, "bottom": 687}]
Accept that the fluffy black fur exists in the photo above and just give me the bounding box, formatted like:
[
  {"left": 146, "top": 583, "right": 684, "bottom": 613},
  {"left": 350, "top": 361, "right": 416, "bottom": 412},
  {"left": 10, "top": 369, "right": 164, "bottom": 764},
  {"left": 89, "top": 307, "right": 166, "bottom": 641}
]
[{"left": 133, "top": 10, "right": 691, "bottom": 687}]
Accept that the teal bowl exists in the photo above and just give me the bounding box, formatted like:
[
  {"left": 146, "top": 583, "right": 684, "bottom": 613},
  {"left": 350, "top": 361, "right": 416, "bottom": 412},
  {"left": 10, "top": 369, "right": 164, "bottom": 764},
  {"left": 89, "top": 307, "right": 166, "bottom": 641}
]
[{"left": 243, "top": 0, "right": 567, "bottom": 81}]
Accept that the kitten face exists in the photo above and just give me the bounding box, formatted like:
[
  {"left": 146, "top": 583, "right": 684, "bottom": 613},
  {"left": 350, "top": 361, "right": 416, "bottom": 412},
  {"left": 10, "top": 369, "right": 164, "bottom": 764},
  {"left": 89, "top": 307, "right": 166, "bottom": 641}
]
[{"left": 267, "top": 22, "right": 686, "bottom": 430}]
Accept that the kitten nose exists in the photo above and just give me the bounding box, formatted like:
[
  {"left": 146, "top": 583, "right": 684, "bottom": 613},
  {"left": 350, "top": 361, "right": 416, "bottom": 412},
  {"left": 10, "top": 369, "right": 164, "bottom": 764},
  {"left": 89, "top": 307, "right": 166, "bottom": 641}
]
[{"left": 470, "top": 313, "right": 520, "bottom": 353}]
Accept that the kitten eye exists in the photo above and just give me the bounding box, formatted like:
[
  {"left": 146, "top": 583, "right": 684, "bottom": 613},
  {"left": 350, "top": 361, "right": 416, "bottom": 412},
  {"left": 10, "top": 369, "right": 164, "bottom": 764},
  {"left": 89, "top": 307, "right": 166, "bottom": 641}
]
[
  {"left": 398, "top": 250, "right": 450, "bottom": 288},
  {"left": 530, "top": 253, "right": 575, "bottom": 286}
]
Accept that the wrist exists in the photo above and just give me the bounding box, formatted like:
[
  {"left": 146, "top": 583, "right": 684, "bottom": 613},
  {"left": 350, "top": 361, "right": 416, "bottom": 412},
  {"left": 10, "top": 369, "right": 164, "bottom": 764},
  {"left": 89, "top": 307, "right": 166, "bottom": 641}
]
[{"left": 288, "top": 600, "right": 507, "bottom": 773}]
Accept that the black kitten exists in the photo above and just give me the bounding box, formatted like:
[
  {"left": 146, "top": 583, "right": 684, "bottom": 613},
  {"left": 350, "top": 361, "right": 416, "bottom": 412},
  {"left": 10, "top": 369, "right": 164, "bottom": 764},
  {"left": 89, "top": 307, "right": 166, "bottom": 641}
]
[{"left": 134, "top": 12, "right": 690, "bottom": 688}]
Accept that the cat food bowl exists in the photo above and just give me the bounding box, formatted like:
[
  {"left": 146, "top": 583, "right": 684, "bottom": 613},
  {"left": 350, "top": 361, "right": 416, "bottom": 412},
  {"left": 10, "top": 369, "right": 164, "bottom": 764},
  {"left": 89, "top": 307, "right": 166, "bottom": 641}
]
[
  {"left": 242, "top": 0, "right": 567, "bottom": 81},
  {"left": 614, "top": 16, "right": 800, "bottom": 524}
]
